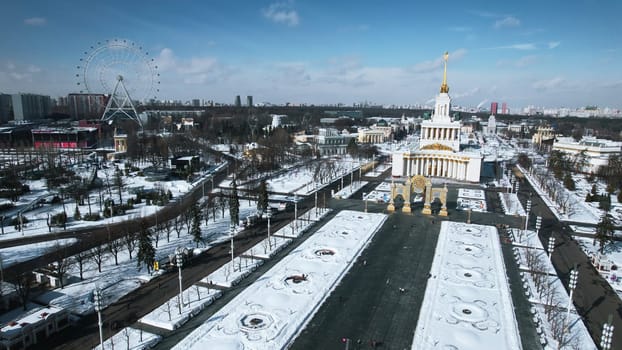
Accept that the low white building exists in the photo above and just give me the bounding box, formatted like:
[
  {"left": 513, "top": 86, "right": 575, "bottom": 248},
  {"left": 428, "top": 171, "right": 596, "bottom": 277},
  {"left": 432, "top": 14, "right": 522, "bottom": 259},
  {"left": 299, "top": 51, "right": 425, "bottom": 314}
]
[
  {"left": 0, "top": 306, "right": 70, "bottom": 350},
  {"left": 552, "top": 136, "right": 622, "bottom": 172},
  {"left": 315, "top": 128, "right": 355, "bottom": 156}
]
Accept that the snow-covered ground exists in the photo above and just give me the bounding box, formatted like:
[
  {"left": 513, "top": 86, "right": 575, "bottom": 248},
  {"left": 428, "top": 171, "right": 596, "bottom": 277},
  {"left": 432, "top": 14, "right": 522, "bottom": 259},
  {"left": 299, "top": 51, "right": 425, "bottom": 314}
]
[
  {"left": 221, "top": 156, "right": 366, "bottom": 196},
  {"left": 136, "top": 206, "right": 332, "bottom": 334},
  {"left": 94, "top": 327, "right": 161, "bottom": 350},
  {"left": 0, "top": 162, "right": 218, "bottom": 241},
  {"left": 33, "top": 200, "right": 259, "bottom": 316},
  {"left": 499, "top": 192, "right": 526, "bottom": 216},
  {"left": 518, "top": 165, "right": 601, "bottom": 225},
  {"left": 1, "top": 238, "right": 77, "bottom": 267},
  {"left": 509, "top": 228, "right": 596, "bottom": 349},
  {"left": 172, "top": 210, "right": 387, "bottom": 350},
  {"left": 332, "top": 181, "right": 367, "bottom": 199},
  {"left": 139, "top": 286, "right": 223, "bottom": 331},
  {"left": 457, "top": 188, "right": 487, "bottom": 212},
  {"left": 576, "top": 236, "right": 622, "bottom": 296},
  {"left": 413, "top": 221, "right": 522, "bottom": 350}
]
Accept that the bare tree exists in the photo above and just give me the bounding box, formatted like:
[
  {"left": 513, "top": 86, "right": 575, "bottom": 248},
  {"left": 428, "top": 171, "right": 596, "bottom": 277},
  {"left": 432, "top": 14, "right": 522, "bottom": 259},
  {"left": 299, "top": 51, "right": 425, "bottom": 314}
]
[
  {"left": 183, "top": 210, "right": 192, "bottom": 236},
  {"left": 173, "top": 216, "right": 184, "bottom": 238},
  {"left": 51, "top": 243, "right": 72, "bottom": 289},
  {"left": 218, "top": 195, "right": 228, "bottom": 218},
  {"left": 107, "top": 238, "right": 123, "bottom": 266},
  {"left": 13, "top": 272, "right": 33, "bottom": 310},
  {"left": 154, "top": 222, "right": 164, "bottom": 248},
  {"left": 124, "top": 230, "right": 137, "bottom": 260},
  {"left": 194, "top": 285, "right": 202, "bottom": 301},
  {"left": 89, "top": 245, "right": 107, "bottom": 273},
  {"left": 74, "top": 249, "right": 92, "bottom": 280},
  {"left": 163, "top": 219, "right": 173, "bottom": 243}
]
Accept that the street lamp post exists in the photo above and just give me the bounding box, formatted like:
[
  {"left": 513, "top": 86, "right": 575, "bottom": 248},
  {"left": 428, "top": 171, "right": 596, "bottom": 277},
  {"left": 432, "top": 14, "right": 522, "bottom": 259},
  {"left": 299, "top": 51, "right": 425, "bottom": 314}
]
[
  {"left": 548, "top": 236, "right": 556, "bottom": 263},
  {"left": 93, "top": 288, "right": 104, "bottom": 350},
  {"left": 176, "top": 249, "right": 184, "bottom": 313},
  {"left": 350, "top": 165, "right": 353, "bottom": 193},
  {"left": 229, "top": 225, "right": 235, "bottom": 269},
  {"left": 524, "top": 200, "right": 531, "bottom": 234},
  {"left": 565, "top": 268, "right": 579, "bottom": 333},
  {"left": 363, "top": 192, "right": 368, "bottom": 212},
  {"left": 315, "top": 185, "right": 318, "bottom": 216},
  {"left": 535, "top": 216, "right": 542, "bottom": 235},
  {"left": 267, "top": 210, "right": 272, "bottom": 249},
  {"left": 359, "top": 165, "right": 362, "bottom": 185},
  {"left": 601, "top": 315, "right": 615, "bottom": 350},
  {"left": 294, "top": 194, "right": 298, "bottom": 232}
]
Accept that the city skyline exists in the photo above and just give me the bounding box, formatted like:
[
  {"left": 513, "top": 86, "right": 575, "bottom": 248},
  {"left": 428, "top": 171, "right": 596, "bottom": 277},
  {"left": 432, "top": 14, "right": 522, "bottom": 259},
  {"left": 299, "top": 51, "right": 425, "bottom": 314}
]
[{"left": 1, "top": 0, "right": 621, "bottom": 110}]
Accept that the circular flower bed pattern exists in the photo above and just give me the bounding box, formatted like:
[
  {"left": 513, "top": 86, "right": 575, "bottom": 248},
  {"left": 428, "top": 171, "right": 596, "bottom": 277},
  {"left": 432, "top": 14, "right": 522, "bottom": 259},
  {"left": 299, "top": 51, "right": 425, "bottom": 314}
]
[
  {"left": 315, "top": 248, "right": 335, "bottom": 256},
  {"left": 239, "top": 312, "right": 274, "bottom": 331}
]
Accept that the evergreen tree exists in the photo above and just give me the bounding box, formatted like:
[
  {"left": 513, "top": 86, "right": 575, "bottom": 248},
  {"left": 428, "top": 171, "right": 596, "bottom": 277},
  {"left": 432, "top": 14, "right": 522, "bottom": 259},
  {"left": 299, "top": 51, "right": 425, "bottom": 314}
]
[
  {"left": 137, "top": 219, "right": 156, "bottom": 273},
  {"left": 230, "top": 177, "right": 240, "bottom": 227},
  {"left": 257, "top": 179, "right": 269, "bottom": 216},
  {"left": 346, "top": 138, "right": 358, "bottom": 157},
  {"left": 596, "top": 212, "right": 615, "bottom": 254},
  {"left": 191, "top": 202, "right": 203, "bottom": 247},
  {"left": 563, "top": 173, "right": 575, "bottom": 191}
]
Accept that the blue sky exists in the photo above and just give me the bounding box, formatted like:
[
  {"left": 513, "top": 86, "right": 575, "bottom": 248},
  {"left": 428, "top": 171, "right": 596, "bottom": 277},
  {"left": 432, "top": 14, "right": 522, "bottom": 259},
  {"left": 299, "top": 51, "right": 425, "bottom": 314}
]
[{"left": 1, "top": 0, "right": 621, "bottom": 110}]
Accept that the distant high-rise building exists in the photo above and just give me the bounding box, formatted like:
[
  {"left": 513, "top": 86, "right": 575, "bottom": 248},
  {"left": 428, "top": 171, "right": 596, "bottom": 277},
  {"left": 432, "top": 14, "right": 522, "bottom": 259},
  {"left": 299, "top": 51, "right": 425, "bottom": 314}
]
[
  {"left": 490, "top": 102, "right": 498, "bottom": 115},
  {"left": 57, "top": 96, "right": 68, "bottom": 107},
  {"left": 67, "top": 93, "right": 106, "bottom": 119},
  {"left": 11, "top": 93, "right": 51, "bottom": 121},
  {"left": 247, "top": 95, "right": 253, "bottom": 107},
  {"left": 0, "top": 94, "right": 12, "bottom": 124},
  {"left": 192, "top": 99, "right": 200, "bottom": 107},
  {"left": 501, "top": 102, "right": 507, "bottom": 114},
  {"left": 235, "top": 95, "right": 241, "bottom": 107}
]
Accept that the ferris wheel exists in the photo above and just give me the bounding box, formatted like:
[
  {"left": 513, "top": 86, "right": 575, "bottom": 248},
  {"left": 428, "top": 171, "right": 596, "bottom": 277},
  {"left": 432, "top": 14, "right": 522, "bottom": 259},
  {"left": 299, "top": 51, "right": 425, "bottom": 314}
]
[{"left": 76, "top": 39, "right": 160, "bottom": 127}]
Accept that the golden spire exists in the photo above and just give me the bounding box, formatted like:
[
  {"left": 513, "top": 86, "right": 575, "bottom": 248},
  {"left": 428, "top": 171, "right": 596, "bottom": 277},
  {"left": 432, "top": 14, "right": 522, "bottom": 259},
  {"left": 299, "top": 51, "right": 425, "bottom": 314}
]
[{"left": 440, "top": 51, "right": 449, "bottom": 93}]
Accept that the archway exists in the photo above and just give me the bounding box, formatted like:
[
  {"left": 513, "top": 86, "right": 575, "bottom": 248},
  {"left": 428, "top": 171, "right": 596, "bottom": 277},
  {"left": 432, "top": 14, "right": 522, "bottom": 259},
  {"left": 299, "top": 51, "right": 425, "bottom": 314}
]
[{"left": 387, "top": 176, "right": 448, "bottom": 216}]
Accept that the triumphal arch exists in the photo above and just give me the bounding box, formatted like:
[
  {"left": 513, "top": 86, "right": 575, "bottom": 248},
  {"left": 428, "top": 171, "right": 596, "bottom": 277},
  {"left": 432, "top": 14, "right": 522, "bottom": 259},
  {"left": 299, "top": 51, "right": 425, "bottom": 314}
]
[{"left": 387, "top": 175, "right": 448, "bottom": 216}]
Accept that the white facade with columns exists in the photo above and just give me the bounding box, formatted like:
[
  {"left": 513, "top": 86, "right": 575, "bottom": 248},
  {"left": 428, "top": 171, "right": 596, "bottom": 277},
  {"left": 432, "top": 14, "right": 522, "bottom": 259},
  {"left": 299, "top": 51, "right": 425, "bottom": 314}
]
[{"left": 391, "top": 54, "right": 482, "bottom": 182}]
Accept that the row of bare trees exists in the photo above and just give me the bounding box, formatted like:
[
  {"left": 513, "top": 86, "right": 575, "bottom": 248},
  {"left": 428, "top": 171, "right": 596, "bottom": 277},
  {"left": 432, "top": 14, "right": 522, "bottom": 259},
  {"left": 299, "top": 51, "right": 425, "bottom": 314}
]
[{"left": 523, "top": 248, "right": 579, "bottom": 348}]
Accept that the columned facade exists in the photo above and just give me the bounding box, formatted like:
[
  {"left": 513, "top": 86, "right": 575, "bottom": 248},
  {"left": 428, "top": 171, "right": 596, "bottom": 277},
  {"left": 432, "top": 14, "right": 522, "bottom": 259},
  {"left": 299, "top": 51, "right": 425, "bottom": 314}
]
[{"left": 391, "top": 51, "right": 482, "bottom": 183}]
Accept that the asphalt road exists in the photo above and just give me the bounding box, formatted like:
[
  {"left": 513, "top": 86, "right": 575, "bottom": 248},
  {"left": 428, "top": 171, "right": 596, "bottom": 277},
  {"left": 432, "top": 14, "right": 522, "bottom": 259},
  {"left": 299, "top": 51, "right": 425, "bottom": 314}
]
[{"left": 292, "top": 184, "right": 540, "bottom": 350}]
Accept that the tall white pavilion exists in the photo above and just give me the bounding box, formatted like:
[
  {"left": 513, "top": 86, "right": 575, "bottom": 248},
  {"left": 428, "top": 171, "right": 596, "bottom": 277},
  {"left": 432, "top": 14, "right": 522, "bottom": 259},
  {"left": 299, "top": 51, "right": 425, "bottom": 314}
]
[{"left": 392, "top": 52, "right": 482, "bottom": 182}]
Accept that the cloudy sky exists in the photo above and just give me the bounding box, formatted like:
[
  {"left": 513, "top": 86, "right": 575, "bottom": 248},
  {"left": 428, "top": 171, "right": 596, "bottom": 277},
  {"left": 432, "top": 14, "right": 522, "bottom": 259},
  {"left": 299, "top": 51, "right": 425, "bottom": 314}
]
[{"left": 1, "top": 0, "right": 621, "bottom": 110}]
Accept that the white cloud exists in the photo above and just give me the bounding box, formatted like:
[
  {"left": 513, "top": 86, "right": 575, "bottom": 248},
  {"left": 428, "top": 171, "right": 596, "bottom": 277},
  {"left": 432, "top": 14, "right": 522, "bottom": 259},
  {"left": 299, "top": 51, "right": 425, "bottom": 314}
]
[
  {"left": 494, "top": 16, "right": 520, "bottom": 29},
  {"left": 548, "top": 41, "right": 561, "bottom": 49},
  {"left": 0, "top": 61, "right": 42, "bottom": 82},
  {"left": 489, "top": 43, "right": 537, "bottom": 50},
  {"left": 452, "top": 87, "right": 480, "bottom": 99},
  {"left": 532, "top": 77, "right": 565, "bottom": 90},
  {"left": 154, "top": 48, "right": 232, "bottom": 85},
  {"left": 24, "top": 17, "right": 46, "bottom": 26},
  {"left": 262, "top": 2, "right": 299, "bottom": 27},
  {"left": 497, "top": 55, "right": 539, "bottom": 68}
]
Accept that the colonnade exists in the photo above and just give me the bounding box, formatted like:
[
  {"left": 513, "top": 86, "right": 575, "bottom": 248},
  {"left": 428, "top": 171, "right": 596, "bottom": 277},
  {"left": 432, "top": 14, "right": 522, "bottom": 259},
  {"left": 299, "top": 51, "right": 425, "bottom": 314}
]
[
  {"left": 403, "top": 156, "right": 467, "bottom": 180},
  {"left": 421, "top": 126, "right": 459, "bottom": 141},
  {"left": 359, "top": 133, "right": 384, "bottom": 143}
]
